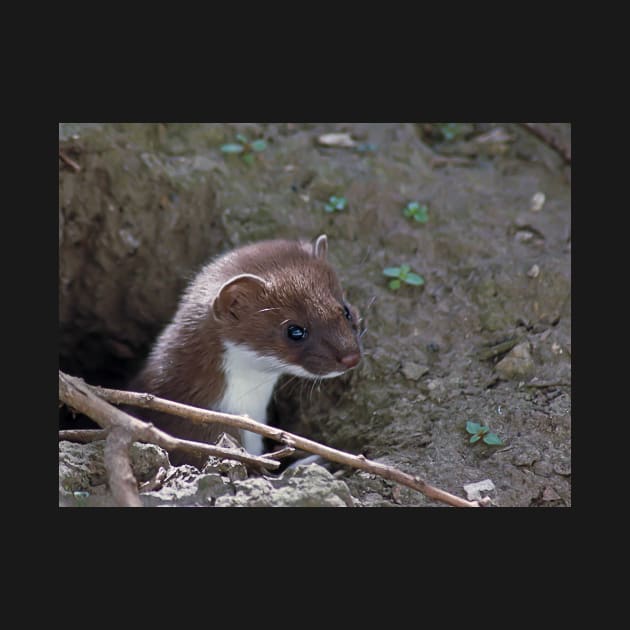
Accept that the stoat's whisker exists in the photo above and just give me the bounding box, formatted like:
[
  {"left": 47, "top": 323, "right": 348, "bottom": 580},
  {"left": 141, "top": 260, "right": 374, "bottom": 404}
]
[{"left": 275, "top": 375, "right": 299, "bottom": 394}]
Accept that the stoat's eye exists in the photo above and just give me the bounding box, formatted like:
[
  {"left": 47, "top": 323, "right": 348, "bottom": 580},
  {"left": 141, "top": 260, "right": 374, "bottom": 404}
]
[{"left": 287, "top": 324, "right": 308, "bottom": 341}]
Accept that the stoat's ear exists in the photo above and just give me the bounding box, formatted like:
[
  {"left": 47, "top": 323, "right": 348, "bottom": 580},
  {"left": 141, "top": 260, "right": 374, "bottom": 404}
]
[
  {"left": 313, "top": 234, "right": 328, "bottom": 260},
  {"left": 213, "top": 273, "right": 268, "bottom": 320}
]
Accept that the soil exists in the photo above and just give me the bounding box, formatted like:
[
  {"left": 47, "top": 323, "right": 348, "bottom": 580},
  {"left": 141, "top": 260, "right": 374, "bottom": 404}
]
[{"left": 59, "top": 122, "right": 571, "bottom": 507}]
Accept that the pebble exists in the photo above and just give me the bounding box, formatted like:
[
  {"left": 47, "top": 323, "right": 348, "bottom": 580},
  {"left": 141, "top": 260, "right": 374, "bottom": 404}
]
[
  {"left": 495, "top": 342, "right": 535, "bottom": 380},
  {"left": 542, "top": 486, "right": 561, "bottom": 501},
  {"left": 401, "top": 362, "right": 429, "bottom": 381},
  {"left": 533, "top": 460, "right": 554, "bottom": 478},
  {"left": 527, "top": 264, "right": 540, "bottom": 278},
  {"left": 530, "top": 192, "right": 546, "bottom": 212},
  {"left": 317, "top": 133, "right": 356, "bottom": 148},
  {"left": 463, "top": 479, "right": 496, "bottom": 501}
]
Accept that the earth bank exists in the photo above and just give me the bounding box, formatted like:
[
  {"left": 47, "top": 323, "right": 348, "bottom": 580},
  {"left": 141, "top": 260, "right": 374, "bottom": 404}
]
[{"left": 59, "top": 123, "right": 571, "bottom": 507}]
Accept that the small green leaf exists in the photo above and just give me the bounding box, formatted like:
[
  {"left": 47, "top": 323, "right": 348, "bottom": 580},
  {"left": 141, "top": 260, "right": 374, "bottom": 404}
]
[
  {"left": 235, "top": 133, "right": 249, "bottom": 144},
  {"left": 324, "top": 204, "right": 334, "bottom": 213},
  {"left": 404, "top": 273, "right": 425, "bottom": 286},
  {"left": 407, "top": 201, "right": 420, "bottom": 212},
  {"left": 383, "top": 267, "right": 401, "bottom": 278},
  {"left": 242, "top": 153, "right": 255, "bottom": 165},
  {"left": 466, "top": 421, "right": 481, "bottom": 434},
  {"left": 440, "top": 123, "right": 459, "bottom": 142},
  {"left": 399, "top": 263, "right": 411, "bottom": 275},
  {"left": 221, "top": 143, "right": 244, "bottom": 154},
  {"left": 250, "top": 139, "right": 267, "bottom": 152},
  {"left": 413, "top": 207, "right": 429, "bottom": 223},
  {"left": 389, "top": 279, "right": 401, "bottom": 290},
  {"left": 356, "top": 142, "right": 377, "bottom": 153},
  {"left": 483, "top": 433, "right": 503, "bottom": 446},
  {"left": 335, "top": 197, "right": 347, "bottom": 210},
  {"left": 470, "top": 434, "right": 482, "bottom": 444}
]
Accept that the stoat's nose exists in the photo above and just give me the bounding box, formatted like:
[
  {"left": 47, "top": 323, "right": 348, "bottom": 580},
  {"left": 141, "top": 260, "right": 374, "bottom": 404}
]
[{"left": 339, "top": 352, "right": 361, "bottom": 369}]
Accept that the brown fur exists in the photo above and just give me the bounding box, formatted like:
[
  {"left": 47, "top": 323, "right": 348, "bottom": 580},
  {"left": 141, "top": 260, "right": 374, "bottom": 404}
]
[{"left": 129, "top": 235, "right": 362, "bottom": 466}]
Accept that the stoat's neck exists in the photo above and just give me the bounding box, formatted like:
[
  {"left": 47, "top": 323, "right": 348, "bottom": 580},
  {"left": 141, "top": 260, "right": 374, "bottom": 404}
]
[{"left": 216, "top": 341, "right": 285, "bottom": 455}]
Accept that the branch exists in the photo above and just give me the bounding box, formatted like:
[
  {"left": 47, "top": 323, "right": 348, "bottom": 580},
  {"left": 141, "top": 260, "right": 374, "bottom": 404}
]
[
  {"left": 59, "top": 429, "right": 108, "bottom": 443},
  {"left": 518, "top": 123, "right": 571, "bottom": 164},
  {"left": 58, "top": 371, "right": 281, "bottom": 494},
  {"left": 89, "top": 381, "right": 488, "bottom": 508},
  {"left": 104, "top": 426, "right": 142, "bottom": 507},
  {"left": 58, "top": 150, "right": 81, "bottom": 172}
]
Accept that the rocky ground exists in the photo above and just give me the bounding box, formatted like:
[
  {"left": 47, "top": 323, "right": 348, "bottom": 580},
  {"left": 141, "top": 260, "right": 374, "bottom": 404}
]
[{"left": 59, "top": 123, "right": 571, "bottom": 507}]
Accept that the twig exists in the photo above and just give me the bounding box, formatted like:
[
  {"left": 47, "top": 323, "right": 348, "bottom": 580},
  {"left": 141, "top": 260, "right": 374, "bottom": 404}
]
[
  {"left": 264, "top": 447, "right": 296, "bottom": 460},
  {"left": 58, "top": 371, "right": 281, "bottom": 484},
  {"left": 90, "top": 381, "right": 487, "bottom": 508},
  {"left": 518, "top": 123, "right": 571, "bottom": 164},
  {"left": 104, "top": 426, "right": 142, "bottom": 507},
  {"left": 59, "top": 429, "right": 108, "bottom": 443},
  {"left": 58, "top": 150, "right": 81, "bottom": 172},
  {"left": 138, "top": 467, "right": 167, "bottom": 493},
  {"left": 524, "top": 380, "right": 570, "bottom": 389},
  {"left": 476, "top": 337, "right": 521, "bottom": 361}
]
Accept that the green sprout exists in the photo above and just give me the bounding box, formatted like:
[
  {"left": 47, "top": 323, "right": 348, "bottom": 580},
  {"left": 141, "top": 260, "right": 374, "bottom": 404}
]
[
  {"left": 403, "top": 201, "right": 429, "bottom": 223},
  {"left": 324, "top": 195, "right": 348, "bottom": 213},
  {"left": 438, "top": 123, "right": 462, "bottom": 142},
  {"left": 355, "top": 142, "right": 378, "bottom": 153},
  {"left": 221, "top": 133, "right": 267, "bottom": 165},
  {"left": 383, "top": 264, "right": 425, "bottom": 290},
  {"left": 465, "top": 421, "right": 503, "bottom": 446}
]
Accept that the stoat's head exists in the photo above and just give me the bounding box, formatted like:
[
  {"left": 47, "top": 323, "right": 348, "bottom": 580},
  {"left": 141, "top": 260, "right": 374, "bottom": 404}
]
[{"left": 212, "top": 234, "right": 362, "bottom": 378}]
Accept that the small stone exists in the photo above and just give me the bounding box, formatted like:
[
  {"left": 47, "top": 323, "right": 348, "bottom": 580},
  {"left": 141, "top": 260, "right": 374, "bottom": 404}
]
[
  {"left": 203, "top": 456, "right": 248, "bottom": 482},
  {"left": 401, "top": 362, "right": 429, "bottom": 381},
  {"left": 495, "top": 342, "right": 535, "bottom": 380},
  {"left": 533, "top": 460, "right": 554, "bottom": 477},
  {"left": 425, "top": 378, "right": 447, "bottom": 402},
  {"left": 551, "top": 342, "right": 563, "bottom": 355},
  {"left": 542, "top": 486, "right": 561, "bottom": 501},
  {"left": 317, "top": 133, "right": 356, "bottom": 148},
  {"left": 553, "top": 461, "right": 571, "bottom": 476},
  {"left": 463, "top": 479, "right": 496, "bottom": 501},
  {"left": 515, "top": 230, "right": 534, "bottom": 243},
  {"left": 197, "top": 473, "right": 234, "bottom": 498},
  {"left": 512, "top": 446, "right": 541, "bottom": 467},
  {"left": 527, "top": 264, "right": 540, "bottom": 278},
  {"left": 530, "top": 192, "right": 546, "bottom": 212}
]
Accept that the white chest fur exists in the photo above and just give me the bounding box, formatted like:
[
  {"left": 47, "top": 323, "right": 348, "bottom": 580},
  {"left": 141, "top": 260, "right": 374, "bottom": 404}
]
[{"left": 216, "top": 341, "right": 286, "bottom": 455}]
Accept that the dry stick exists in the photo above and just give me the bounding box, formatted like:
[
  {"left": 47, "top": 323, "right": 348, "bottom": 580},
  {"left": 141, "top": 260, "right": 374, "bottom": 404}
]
[
  {"left": 518, "top": 123, "right": 571, "bottom": 164},
  {"left": 104, "top": 426, "right": 142, "bottom": 507},
  {"left": 58, "top": 150, "right": 81, "bottom": 172},
  {"left": 264, "top": 447, "right": 296, "bottom": 460},
  {"left": 525, "top": 380, "right": 571, "bottom": 389},
  {"left": 138, "top": 467, "right": 168, "bottom": 493},
  {"left": 59, "top": 371, "right": 281, "bottom": 477},
  {"left": 59, "top": 429, "right": 108, "bottom": 443},
  {"left": 91, "top": 383, "right": 487, "bottom": 508}
]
